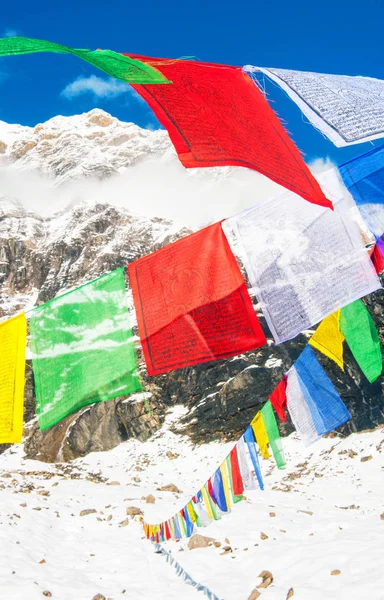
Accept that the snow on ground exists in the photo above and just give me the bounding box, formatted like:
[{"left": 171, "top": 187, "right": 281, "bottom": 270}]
[{"left": 0, "top": 408, "right": 383, "bottom": 600}]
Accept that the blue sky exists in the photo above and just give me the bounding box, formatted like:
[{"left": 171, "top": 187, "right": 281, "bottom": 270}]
[{"left": 0, "top": 0, "right": 383, "bottom": 165}]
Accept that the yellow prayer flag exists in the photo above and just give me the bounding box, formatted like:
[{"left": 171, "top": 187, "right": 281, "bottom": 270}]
[
  {"left": 220, "top": 461, "right": 232, "bottom": 511},
  {"left": 309, "top": 310, "right": 344, "bottom": 370},
  {"left": 169, "top": 519, "right": 175, "bottom": 538},
  {"left": 201, "top": 485, "right": 215, "bottom": 520},
  {"left": 251, "top": 412, "right": 270, "bottom": 459},
  {"left": 0, "top": 313, "right": 27, "bottom": 444},
  {"left": 187, "top": 502, "right": 197, "bottom": 523}
]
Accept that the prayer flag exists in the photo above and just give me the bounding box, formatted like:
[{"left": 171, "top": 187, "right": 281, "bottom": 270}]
[
  {"left": 187, "top": 501, "right": 198, "bottom": 524},
  {"left": 220, "top": 461, "right": 232, "bottom": 511},
  {"left": 269, "top": 377, "right": 287, "bottom": 422},
  {"left": 340, "top": 300, "right": 382, "bottom": 383},
  {"left": 201, "top": 484, "right": 220, "bottom": 521},
  {"left": 30, "top": 269, "right": 141, "bottom": 431},
  {"left": 212, "top": 468, "right": 229, "bottom": 512},
  {"left": 286, "top": 366, "right": 321, "bottom": 446},
  {"left": 165, "top": 521, "right": 171, "bottom": 540},
  {"left": 129, "top": 222, "right": 266, "bottom": 376},
  {"left": 339, "top": 144, "right": 384, "bottom": 239},
  {"left": 237, "top": 437, "right": 259, "bottom": 491},
  {"left": 182, "top": 507, "right": 194, "bottom": 537},
  {"left": 173, "top": 515, "right": 182, "bottom": 540},
  {"left": 370, "top": 242, "right": 384, "bottom": 274},
  {"left": 260, "top": 401, "right": 286, "bottom": 469},
  {"left": 243, "top": 426, "right": 264, "bottom": 489},
  {"left": 0, "top": 36, "right": 171, "bottom": 84},
  {"left": 177, "top": 512, "right": 187, "bottom": 537},
  {"left": 295, "top": 347, "right": 351, "bottom": 436},
  {"left": 251, "top": 412, "right": 270, "bottom": 459},
  {"left": 247, "top": 66, "right": 384, "bottom": 147},
  {"left": 309, "top": 311, "right": 344, "bottom": 370},
  {"left": 0, "top": 313, "right": 27, "bottom": 444},
  {"left": 128, "top": 55, "right": 332, "bottom": 209},
  {"left": 229, "top": 446, "right": 245, "bottom": 498},
  {"left": 230, "top": 193, "right": 380, "bottom": 344}
]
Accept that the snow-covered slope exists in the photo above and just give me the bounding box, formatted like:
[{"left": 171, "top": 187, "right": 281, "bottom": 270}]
[{"left": 0, "top": 412, "right": 383, "bottom": 600}]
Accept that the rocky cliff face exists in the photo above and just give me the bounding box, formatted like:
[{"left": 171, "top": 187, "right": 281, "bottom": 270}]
[{"left": 0, "top": 109, "right": 383, "bottom": 462}]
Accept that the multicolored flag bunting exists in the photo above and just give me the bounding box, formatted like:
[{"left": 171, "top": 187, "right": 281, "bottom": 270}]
[
  {"left": 128, "top": 222, "right": 267, "bottom": 376},
  {"left": 229, "top": 193, "right": 380, "bottom": 343},
  {"left": 128, "top": 54, "right": 332, "bottom": 209},
  {"left": 309, "top": 310, "right": 345, "bottom": 370},
  {"left": 340, "top": 300, "right": 383, "bottom": 383},
  {"left": 246, "top": 66, "right": 384, "bottom": 147},
  {"left": 294, "top": 346, "right": 351, "bottom": 436},
  {"left": 0, "top": 36, "right": 171, "bottom": 84},
  {"left": 339, "top": 144, "right": 384, "bottom": 241},
  {"left": 0, "top": 313, "right": 27, "bottom": 444},
  {"left": 30, "top": 269, "right": 141, "bottom": 431}
]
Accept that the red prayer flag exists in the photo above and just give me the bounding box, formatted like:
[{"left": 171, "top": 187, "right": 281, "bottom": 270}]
[
  {"left": 165, "top": 521, "right": 171, "bottom": 540},
  {"left": 269, "top": 376, "right": 288, "bottom": 421},
  {"left": 128, "top": 222, "right": 267, "bottom": 375},
  {"left": 369, "top": 243, "right": 384, "bottom": 274},
  {"left": 229, "top": 446, "right": 244, "bottom": 496},
  {"left": 127, "top": 55, "right": 332, "bottom": 210},
  {"left": 208, "top": 479, "right": 216, "bottom": 503}
]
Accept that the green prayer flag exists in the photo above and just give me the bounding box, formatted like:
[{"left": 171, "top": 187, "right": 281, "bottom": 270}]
[
  {"left": 340, "top": 299, "right": 382, "bottom": 383},
  {"left": 30, "top": 268, "right": 141, "bottom": 431},
  {"left": 225, "top": 455, "right": 243, "bottom": 504},
  {"left": 0, "top": 36, "right": 171, "bottom": 84},
  {"left": 260, "top": 401, "right": 286, "bottom": 469}
]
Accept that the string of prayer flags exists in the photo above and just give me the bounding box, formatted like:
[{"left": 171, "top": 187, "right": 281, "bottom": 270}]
[
  {"left": 245, "top": 66, "right": 384, "bottom": 147},
  {"left": 30, "top": 268, "right": 141, "bottom": 431},
  {"left": 128, "top": 54, "right": 332, "bottom": 209},
  {"left": 260, "top": 401, "right": 286, "bottom": 469},
  {"left": 269, "top": 377, "right": 288, "bottom": 422},
  {"left": 0, "top": 313, "right": 27, "bottom": 444},
  {"left": 339, "top": 144, "right": 384, "bottom": 240},
  {"left": 0, "top": 36, "right": 171, "bottom": 84},
  {"left": 128, "top": 221, "right": 267, "bottom": 376},
  {"left": 294, "top": 346, "right": 351, "bottom": 436},
  {"left": 340, "top": 300, "right": 382, "bottom": 383},
  {"left": 309, "top": 310, "right": 345, "bottom": 370},
  {"left": 229, "top": 193, "right": 380, "bottom": 344},
  {"left": 251, "top": 412, "right": 270, "bottom": 459}
]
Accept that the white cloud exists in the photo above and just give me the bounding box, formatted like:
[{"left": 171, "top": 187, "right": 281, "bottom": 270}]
[{"left": 61, "top": 75, "right": 133, "bottom": 101}]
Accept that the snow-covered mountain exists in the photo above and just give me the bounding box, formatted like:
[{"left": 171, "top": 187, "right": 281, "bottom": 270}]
[
  {"left": 0, "top": 109, "right": 172, "bottom": 184},
  {"left": 0, "top": 109, "right": 383, "bottom": 465}
]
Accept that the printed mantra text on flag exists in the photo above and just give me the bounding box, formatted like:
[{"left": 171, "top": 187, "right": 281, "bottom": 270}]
[
  {"left": 126, "top": 55, "right": 332, "bottom": 209},
  {"left": 128, "top": 222, "right": 267, "bottom": 375}
]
